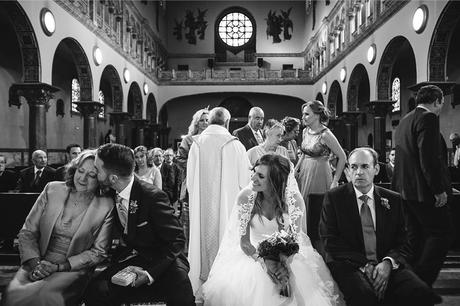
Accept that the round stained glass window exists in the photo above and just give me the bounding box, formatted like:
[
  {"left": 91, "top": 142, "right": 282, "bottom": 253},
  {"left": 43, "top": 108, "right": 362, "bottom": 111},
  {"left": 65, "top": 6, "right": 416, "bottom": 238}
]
[{"left": 218, "top": 12, "right": 253, "bottom": 47}]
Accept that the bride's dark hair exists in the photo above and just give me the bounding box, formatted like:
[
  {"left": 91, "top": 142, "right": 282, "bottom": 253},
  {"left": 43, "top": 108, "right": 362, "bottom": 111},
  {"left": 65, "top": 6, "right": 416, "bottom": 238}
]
[{"left": 252, "top": 154, "right": 291, "bottom": 228}]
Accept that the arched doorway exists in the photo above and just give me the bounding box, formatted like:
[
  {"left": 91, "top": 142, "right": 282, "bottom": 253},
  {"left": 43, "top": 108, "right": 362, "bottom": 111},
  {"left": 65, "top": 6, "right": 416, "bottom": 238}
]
[
  {"left": 51, "top": 37, "right": 93, "bottom": 149},
  {"left": 219, "top": 96, "right": 252, "bottom": 132},
  {"left": 127, "top": 82, "right": 143, "bottom": 147},
  {"left": 315, "top": 92, "right": 324, "bottom": 103},
  {"left": 99, "top": 65, "right": 123, "bottom": 144},
  {"left": 347, "top": 64, "right": 370, "bottom": 147},
  {"left": 377, "top": 36, "right": 416, "bottom": 115},
  {"left": 327, "top": 80, "right": 343, "bottom": 117},
  {"left": 428, "top": 1, "right": 460, "bottom": 144},
  {"left": 145, "top": 93, "right": 158, "bottom": 148},
  {"left": 0, "top": 2, "right": 40, "bottom": 162}
]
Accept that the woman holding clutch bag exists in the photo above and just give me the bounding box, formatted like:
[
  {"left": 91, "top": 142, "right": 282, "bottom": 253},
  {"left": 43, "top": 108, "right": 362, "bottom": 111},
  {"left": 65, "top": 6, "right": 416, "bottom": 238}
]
[{"left": 2, "top": 150, "right": 114, "bottom": 306}]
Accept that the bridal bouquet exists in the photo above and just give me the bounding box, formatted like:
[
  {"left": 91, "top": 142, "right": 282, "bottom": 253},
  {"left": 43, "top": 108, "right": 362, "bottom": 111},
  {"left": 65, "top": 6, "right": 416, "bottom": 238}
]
[{"left": 257, "top": 229, "right": 299, "bottom": 297}]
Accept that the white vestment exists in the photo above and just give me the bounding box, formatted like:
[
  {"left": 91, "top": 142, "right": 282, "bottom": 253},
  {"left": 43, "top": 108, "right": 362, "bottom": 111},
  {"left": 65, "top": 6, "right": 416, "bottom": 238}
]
[{"left": 187, "top": 124, "right": 251, "bottom": 295}]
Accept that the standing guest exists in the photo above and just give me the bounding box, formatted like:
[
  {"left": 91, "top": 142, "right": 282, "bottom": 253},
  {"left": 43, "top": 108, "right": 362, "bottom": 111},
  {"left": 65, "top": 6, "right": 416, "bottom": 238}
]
[
  {"left": 84, "top": 143, "right": 195, "bottom": 306},
  {"left": 151, "top": 147, "right": 164, "bottom": 171},
  {"left": 232, "top": 106, "right": 265, "bottom": 151},
  {"left": 56, "top": 144, "right": 82, "bottom": 181},
  {"left": 175, "top": 107, "right": 209, "bottom": 251},
  {"left": 134, "top": 146, "right": 162, "bottom": 189},
  {"left": 280, "top": 116, "right": 301, "bottom": 165},
  {"left": 450, "top": 133, "right": 460, "bottom": 168},
  {"left": 162, "top": 148, "right": 180, "bottom": 207},
  {"left": 17, "top": 150, "right": 56, "bottom": 193},
  {"left": 295, "top": 100, "right": 346, "bottom": 213},
  {"left": 0, "top": 155, "right": 17, "bottom": 192},
  {"left": 393, "top": 84, "right": 454, "bottom": 288},
  {"left": 320, "top": 147, "right": 437, "bottom": 306},
  {"left": 385, "top": 148, "right": 395, "bottom": 183},
  {"left": 3, "top": 150, "right": 114, "bottom": 306},
  {"left": 187, "top": 107, "right": 251, "bottom": 298},
  {"left": 247, "top": 119, "right": 289, "bottom": 166},
  {"left": 104, "top": 129, "right": 116, "bottom": 144}
]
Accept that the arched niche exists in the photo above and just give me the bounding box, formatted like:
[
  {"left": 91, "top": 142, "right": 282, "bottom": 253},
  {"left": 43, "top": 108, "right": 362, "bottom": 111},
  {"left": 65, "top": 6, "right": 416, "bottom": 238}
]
[
  {"left": 100, "top": 65, "right": 123, "bottom": 112},
  {"left": 146, "top": 93, "right": 158, "bottom": 124},
  {"left": 347, "top": 64, "right": 370, "bottom": 147},
  {"left": 219, "top": 96, "right": 253, "bottom": 132},
  {"left": 127, "top": 82, "right": 143, "bottom": 119},
  {"left": 327, "top": 80, "right": 343, "bottom": 117},
  {"left": 377, "top": 36, "right": 416, "bottom": 115}
]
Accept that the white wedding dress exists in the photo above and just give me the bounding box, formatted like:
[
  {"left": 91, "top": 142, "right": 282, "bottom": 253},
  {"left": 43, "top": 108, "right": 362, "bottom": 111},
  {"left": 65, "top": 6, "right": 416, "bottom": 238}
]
[{"left": 202, "top": 185, "right": 344, "bottom": 306}]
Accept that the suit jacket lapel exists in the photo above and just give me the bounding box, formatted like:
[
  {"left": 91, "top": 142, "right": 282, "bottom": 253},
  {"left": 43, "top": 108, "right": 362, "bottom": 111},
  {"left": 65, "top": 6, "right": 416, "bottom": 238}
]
[
  {"left": 127, "top": 179, "right": 141, "bottom": 241},
  {"left": 374, "top": 187, "right": 386, "bottom": 259}
]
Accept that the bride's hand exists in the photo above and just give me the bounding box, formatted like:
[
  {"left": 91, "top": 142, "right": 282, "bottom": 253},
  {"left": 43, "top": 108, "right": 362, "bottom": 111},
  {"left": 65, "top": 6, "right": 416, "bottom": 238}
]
[
  {"left": 265, "top": 259, "right": 289, "bottom": 285},
  {"left": 240, "top": 237, "right": 256, "bottom": 257}
]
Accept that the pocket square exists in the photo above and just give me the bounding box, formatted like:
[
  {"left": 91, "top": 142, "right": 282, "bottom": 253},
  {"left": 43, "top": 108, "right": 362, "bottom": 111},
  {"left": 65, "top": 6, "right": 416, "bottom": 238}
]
[{"left": 136, "top": 221, "right": 148, "bottom": 227}]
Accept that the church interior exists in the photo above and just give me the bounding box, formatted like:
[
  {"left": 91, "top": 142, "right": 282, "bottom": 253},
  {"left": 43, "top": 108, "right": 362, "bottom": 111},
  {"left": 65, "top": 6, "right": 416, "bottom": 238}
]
[{"left": 1, "top": 0, "right": 460, "bottom": 305}]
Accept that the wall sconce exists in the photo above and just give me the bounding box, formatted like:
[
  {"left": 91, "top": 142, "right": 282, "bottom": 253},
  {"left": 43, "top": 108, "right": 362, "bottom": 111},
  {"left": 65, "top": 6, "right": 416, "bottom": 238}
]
[
  {"left": 412, "top": 5, "right": 428, "bottom": 34},
  {"left": 123, "top": 68, "right": 130, "bottom": 83},
  {"left": 340, "top": 67, "right": 347, "bottom": 82},
  {"left": 93, "top": 47, "right": 103, "bottom": 66},
  {"left": 143, "top": 83, "right": 149, "bottom": 95},
  {"left": 40, "top": 8, "right": 56, "bottom": 36},
  {"left": 367, "top": 44, "right": 376, "bottom": 64},
  {"left": 322, "top": 81, "right": 328, "bottom": 95}
]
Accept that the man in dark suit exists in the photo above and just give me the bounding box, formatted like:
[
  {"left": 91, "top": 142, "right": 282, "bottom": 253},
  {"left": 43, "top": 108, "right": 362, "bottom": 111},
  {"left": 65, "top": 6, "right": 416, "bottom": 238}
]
[
  {"left": 161, "top": 148, "right": 180, "bottom": 205},
  {"left": 85, "top": 143, "right": 194, "bottom": 306},
  {"left": 0, "top": 155, "right": 17, "bottom": 192},
  {"left": 55, "top": 143, "right": 81, "bottom": 181},
  {"left": 320, "top": 147, "right": 436, "bottom": 306},
  {"left": 17, "top": 150, "right": 56, "bottom": 193},
  {"left": 393, "top": 84, "right": 454, "bottom": 287},
  {"left": 232, "top": 106, "right": 264, "bottom": 150}
]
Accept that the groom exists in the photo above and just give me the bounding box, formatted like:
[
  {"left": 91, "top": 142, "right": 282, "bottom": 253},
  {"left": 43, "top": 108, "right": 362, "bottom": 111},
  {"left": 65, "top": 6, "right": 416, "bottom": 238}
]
[
  {"left": 84, "top": 143, "right": 195, "bottom": 306},
  {"left": 320, "top": 147, "right": 436, "bottom": 306}
]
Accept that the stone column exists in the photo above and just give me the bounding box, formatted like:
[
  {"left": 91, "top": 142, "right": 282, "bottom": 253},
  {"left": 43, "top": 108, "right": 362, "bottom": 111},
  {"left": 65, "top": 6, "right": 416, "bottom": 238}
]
[
  {"left": 73, "top": 101, "right": 104, "bottom": 149},
  {"left": 368, "top": 100, "right": 394, "bottom": 162},
  {"left": 109, "top": 112, "right": 131, "bottom": 146},
  {"left": 9, "top": 82, "right": 60, "bottom": 163},
  {"left": 130, "top": 119, "right": 149, "bottom": 147},
  {"left": 340, "top": 111, "right": 362, "bottom": 152}
]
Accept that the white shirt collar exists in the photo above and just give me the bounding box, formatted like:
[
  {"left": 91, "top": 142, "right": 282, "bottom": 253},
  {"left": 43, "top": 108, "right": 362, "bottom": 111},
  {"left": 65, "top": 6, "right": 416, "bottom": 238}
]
[
  {"left": 353, "top": 184, "right": 376, "bottom": 228},
  {"left": 117, "top": 176, "right": 135, "bottom": 202},
  {"left": 416, "top": 104, "right": 432, "bottom": 113},
  {"left": 34, "top": 166, "right": 44, "bottom": 174}
]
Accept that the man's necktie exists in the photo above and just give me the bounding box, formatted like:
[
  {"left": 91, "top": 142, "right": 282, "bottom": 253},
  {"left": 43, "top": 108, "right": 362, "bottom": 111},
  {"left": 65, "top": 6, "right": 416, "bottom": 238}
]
[
  {"left": 359, "top": 194, "right": 377, "bottom": 262},
  {"left": 32, "top": 170, "right": 42, "bottom": 186},
  {"left": 116, "top": 194, "right": 128, "bottom": 232},
  {"left": 255, "top": 130, "right": 263, "bottom": 144}
]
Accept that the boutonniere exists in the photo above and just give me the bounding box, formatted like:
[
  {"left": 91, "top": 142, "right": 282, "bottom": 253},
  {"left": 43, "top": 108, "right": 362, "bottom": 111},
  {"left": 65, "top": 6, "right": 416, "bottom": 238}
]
[
  {"left": 129, "top": 200, "right": 138, "bottom": 214},
  {"left": 380, "top": 197, "right": 390, "bottom": 210}
]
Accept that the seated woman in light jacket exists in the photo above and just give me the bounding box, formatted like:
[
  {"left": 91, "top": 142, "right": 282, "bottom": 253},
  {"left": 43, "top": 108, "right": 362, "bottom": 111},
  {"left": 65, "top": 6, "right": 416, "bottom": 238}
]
[{"left": 2, "top": 149, "right": 114, "bottom": 306}]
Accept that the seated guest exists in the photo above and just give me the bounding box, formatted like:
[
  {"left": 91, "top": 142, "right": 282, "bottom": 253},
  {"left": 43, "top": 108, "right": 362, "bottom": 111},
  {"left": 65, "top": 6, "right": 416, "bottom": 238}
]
[
  {"left": 17, "top": 150, "right": 56, "bottom": 193},
  {"left": 84, "top": 143, "right": 195, "bottom": 306},
  {"left": 162, "top": 148, "right": 180, "bottom": 205},
  {"left": 0, "top": 155, "right": 17, "bottom": 192},
  {"left": 56, "top": 144, "right": 82, "bottom": 181},
  {"left": 134, "top": 146, "right": 162, "bottom": 189},
  {"left": 2, "top": 150, "right": 114, "bottom": 306},
  {"left": 320, "top": 147, "right": 437, "bottom": 306},
  {"left": 386, "top": 148, "right": 395, "bottom": 182}
]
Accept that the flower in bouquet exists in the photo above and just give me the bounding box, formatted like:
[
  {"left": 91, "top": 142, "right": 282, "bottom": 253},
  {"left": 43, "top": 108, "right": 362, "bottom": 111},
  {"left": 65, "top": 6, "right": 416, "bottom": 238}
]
[{"left": 257, "top": 228, "right": 299, "bottom": 296}]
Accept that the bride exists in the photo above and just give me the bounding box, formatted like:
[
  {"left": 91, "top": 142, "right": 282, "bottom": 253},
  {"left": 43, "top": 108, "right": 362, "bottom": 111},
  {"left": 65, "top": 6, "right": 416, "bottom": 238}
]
[{"left": 203, "top": 154, "right": 343, "bottom": 306}]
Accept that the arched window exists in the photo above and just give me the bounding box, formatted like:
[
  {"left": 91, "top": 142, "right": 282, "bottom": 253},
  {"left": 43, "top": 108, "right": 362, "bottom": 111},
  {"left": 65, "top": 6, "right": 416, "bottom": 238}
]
[
  {"left": 98, "top": 90, "right": 105, "bottom": 118},
  {"left": 218, "top": 12, "right": 253, "bottom": 47},
  {"left": 392, "top": 77, "right": 401, "bottom": 112},
  {"left": 71, "top": 78, "right": 80, "bottom": 113}
]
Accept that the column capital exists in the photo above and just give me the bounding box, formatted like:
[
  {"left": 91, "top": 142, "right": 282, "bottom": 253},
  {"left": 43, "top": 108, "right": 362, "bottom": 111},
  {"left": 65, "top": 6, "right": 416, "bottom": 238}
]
[
  {"left": 340, "top": 111, "right": 363, "bottom": 123},
  {"left": 367, "top": 100, "right": 394, "bottom": 117},
  {"left": 130, "top": 118, "right": 149, "bottom": 128},
  {"left": 109, "top": 111, "right": 131, "bottom": 124},
  {"left": 73, "top": 101, "right": 104, "bottom": 117},
  {"left": 9, "top": 82, "right": 60, "bottom": 110}
]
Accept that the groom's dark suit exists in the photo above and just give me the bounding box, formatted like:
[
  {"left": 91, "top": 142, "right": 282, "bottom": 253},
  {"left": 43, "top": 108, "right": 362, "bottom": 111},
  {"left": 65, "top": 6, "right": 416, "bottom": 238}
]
[
  {"left": 320, "top": 183, "right": 434, "bottom": 306},
  {"left": 84, "top": 178, "right": 194, "bottom": 306}
]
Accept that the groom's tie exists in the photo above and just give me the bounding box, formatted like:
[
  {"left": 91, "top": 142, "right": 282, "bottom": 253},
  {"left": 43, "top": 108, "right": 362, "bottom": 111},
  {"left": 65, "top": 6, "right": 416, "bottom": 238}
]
[
  {"left": 359, "top": 194, "right": 377, "bottom": 262},
  {"left": 116, "top": 194, "right": 128, "bottom": 234}
]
